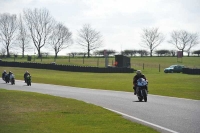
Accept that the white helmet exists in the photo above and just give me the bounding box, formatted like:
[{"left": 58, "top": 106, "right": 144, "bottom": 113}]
[{"left": 136, "top": 70, "right": 141, "bottom": 75}]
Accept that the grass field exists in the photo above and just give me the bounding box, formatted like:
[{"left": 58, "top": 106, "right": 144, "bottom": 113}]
[{"left": 0, "top": 89, "right": 158, "bottom": 133}]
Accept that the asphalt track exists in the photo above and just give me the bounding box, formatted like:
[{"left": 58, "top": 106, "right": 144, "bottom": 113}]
[{"left": 0, "top": 80, "right": 200, "bottom": 133}]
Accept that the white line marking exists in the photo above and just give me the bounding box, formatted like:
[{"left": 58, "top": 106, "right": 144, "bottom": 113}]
[{"left": 104, "top": 107, "right": 179, "bottom": 133}]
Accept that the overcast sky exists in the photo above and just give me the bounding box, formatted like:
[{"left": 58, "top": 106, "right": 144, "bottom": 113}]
[{"left": 0, "top": 0, "right": 200, "bottom": 55}]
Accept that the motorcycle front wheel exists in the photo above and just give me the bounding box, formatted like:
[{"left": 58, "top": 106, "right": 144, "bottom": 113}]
[
  {"left": 142, "top": 89, "right": 147, "bottom": 102},
  {"left": 138, "top": 97, "right": 143, "bottom": 102}
]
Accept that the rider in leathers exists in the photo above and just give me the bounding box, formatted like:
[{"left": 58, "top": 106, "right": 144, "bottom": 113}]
[
  {"left": 133, "top": 70, "right": 148, "bottom": 95},
  {"left": 2, "top": 70, "right": 7, "bottom": 80}
]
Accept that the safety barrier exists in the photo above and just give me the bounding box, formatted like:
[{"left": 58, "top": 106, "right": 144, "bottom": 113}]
[
  {"left": 0, "top": 61, "right": 134, "bottom": 73},
  {"left": 182, "top": 68, "right": 200, "bottom": 75}
]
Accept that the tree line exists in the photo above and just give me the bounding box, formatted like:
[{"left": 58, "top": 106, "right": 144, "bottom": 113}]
[
  {"left": 92, "top": 49, "right": 200, "bottom": 57},
  {"left": 0, "top": 8, "right": 199, "bottom": 58}
]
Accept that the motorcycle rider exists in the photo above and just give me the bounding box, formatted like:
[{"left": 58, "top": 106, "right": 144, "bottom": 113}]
[
  {"left": 133, "top": 70, "right": 148, "bottom": 95},
  {"left": 24, "top": 71, "right": 30, "bottom": 83},
  {"left": 9, "top": 72, "right": 15, "bottom": 82},
  {"left": 8, "top": 71, "right": 12, "bottom": 78},
  {"left": 2, "top": 70, "right": 7, "bottom": 80}
]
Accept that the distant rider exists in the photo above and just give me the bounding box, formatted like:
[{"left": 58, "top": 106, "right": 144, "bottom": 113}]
[
  {"left": 24, "top": 71, "right": 30, "bottom": 83},
  {"left": 8, "top": 71, "right": 12, "bottom": 78},
  {"left": 133, "top": 70, "right": 148, "bottom": 95},
  {"left": 9, "top": 72, "right": 15, "bottom": 81},
  {"left": 2, "top": 70, "right": 7, "bottom": 80}
]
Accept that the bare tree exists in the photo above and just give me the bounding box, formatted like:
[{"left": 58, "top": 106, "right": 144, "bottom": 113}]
[
  {"left": 122, "top": 50, "right": 137, "bottom": 57},
  {"left": 137, "top": 50, "right": 149, "bottom": 57},
  {"left": 77, "top": 24, "right": 103, "bottom": 57},
  {"left": 69, "top": 52, "right": 78, "bottom": 58},
  {"left": 94, "top": 49, "right": 116, "bottom": 57},
  {"left": 17, "top": 14, "right": 31, "bottom": 58},
  {"left": 23, "top": 8, "right": 54, "bottom": 57},
  {"left": 77, "top": 52, "right": 87, "bottom": 57},
  {"left": 185, "top": 33, "right": 199, "bottom": 56},
  {"left": 140, "top": 27, "right": 164, "bottom": 56},
  {"left": 169, "top": 50, "right": 176, "bottom": 57},
  {"left": 193, "top": 50, "right": 200, "bottom": 56},
  {"left": 168, "top": 30, "right": 199, "bottom": 56},
  {"left": 155, "top": 50, "right": 170, "bottom": 56},
  {"left": 0, "top": 13, "right": 18, "bottom": 57},
  {"left": 49, "top": 22, "right": 72, "bottom": 58}
]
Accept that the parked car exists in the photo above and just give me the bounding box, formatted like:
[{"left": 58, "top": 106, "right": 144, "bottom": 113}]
[{"left": 164, "top": 65, "right": 185, "bottom": 73}]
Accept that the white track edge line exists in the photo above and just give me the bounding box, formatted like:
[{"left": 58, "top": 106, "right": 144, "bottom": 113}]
[{"left": 104, "top": 107, "right": 179, "bottom": 133}]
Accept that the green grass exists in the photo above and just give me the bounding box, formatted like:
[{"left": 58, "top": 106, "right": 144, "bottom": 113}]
[
  {"left": 0, "top": 89, "right": 158, "bottom": 133},
  {"left": 0, "top": 66, "right": 200, "bottom": 100}
]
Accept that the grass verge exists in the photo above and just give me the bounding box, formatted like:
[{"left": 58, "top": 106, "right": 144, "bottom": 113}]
[{"left": 0, "top": 89, "right": 158, "bottom": 133}]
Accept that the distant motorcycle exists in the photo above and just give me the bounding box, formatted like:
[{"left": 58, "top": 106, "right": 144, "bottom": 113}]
[
  {"left": 4, "top": 74, "right": 9, "bottom": 83},
  {"left": 26, "top": 75, "right": 31, "bottom": 86},
  {"left": 2, "top": 72, "right": 7, "bottom": 81},
  {"left": 10, "top": 77, "right": 15, "bottom": 85},
  {"left": 135, "top": 78, "right": 148, "bottom": 102},
  {"left": 9, "top": 73, "right": 15, "bottom": 85}
]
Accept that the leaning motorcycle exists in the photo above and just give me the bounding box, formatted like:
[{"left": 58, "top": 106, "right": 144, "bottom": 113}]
[
  {"left": 136, "top": 78, "right": 148, "bottom": 102},
  {"left": 10, "top": 77, "right": 15, "bottom": 85},
  {"left": 2, "top": 73, "right": 7, "bottom": 82},
  {"left": 5, "top": 74, "right": 9, "bottom": 83}
]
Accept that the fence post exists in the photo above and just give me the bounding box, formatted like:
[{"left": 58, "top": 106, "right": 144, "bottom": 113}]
[
  {"left": 97, "top": 58, "right": 99, "bottom": 67},
  {"left": 143, "top": 63, "right": 144, "bottom": 70},
  {"left": 159, "top": 64, "right": 160, "bottom": 72}
]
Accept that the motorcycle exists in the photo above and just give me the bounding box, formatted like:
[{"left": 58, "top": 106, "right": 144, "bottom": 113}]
[
  {"left": 2, "top": 72, "right": 6, "bottom": 81},
  {"left": 10, "top": 77, "right": 15, "bottom": 85},
  {"left": 9, "top": 73, "right": 15, "bottom": 85},
  {"left": 136, "top": 86, "right": 148, "bottom": 102},
  {"left": 26, "top": 75, "right": 31, "bottom": 86},
  {"left": 4, "top": 74, "right": 10, "bottom": 83},
  {"left": 135, "top": 78, "right": 148, "bottom": 102}
]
